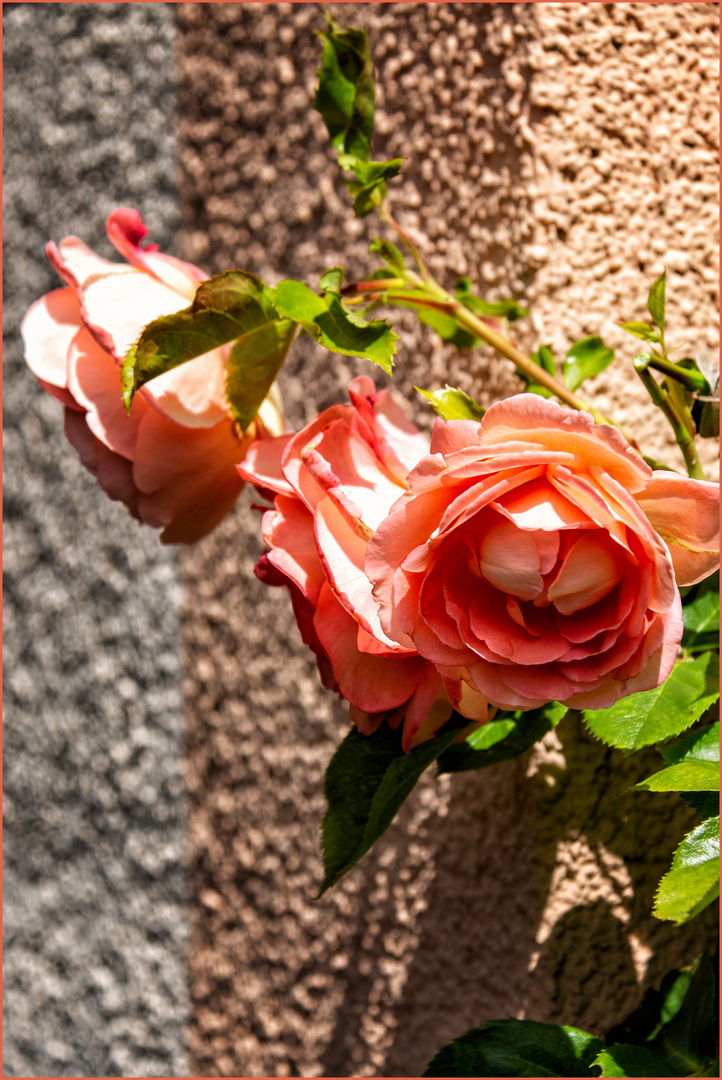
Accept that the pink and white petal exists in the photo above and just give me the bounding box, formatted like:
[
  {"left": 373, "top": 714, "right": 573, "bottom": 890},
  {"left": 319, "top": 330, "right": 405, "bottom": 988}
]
[
  {"left": 479, "top": 393, "right": 651, "bottom": 491},
  {"left": 80, "top": 268, "right": 191, "bottom": 360},
  {"left": 47, "top": 236, "right": 118, "bottom": 291},
  {"left": 469, "top": 659, "right": 550, "bottom": 711},
  {"left": 403, "top": 668, "right": 451, "bottom": 751},
  {"left": 106, "top": 209, "right": 204, "bottom": 298},
  {"left": 238, "top": 434, "right": 295, "bottom": 496},
  {"left": 438, "top": 668, "right": 489, "bottom": 723},
  {"left": 67, "top": 327, "right": 147, "bottom": 459},
  {"left": 64, "top": 407, "right": 99, "bottom": 475},
  {"left": 263, "top": 494, "right": 325, "bottom": 605},
  {"left": 133, "top": 410, "right": 245, "bottom": 544},
  {"left": 93, "top": 442, "right": 141, "bottom": 519},
  {"left": 348, "top": 375, "right": 430, "bottom": 478},
  {"left": 21, "top": 287, "right": 81, "bottom": 387},
  {"left": 281, "top": 404, "right": 351, "bottom": 510},
  {"left": 547, "top": 532, "right": 626, "bottom": 614},
  {"left": 314, "top": 498, "right": 412, "bottom": 652},
  {"left": 635, "top": 471, "right": 720, "bottom": 586},
  {"left": 39, "top": 380, "right": 83, "bottom": 410},
  {"left": 429, "top": 417, "right": 484, "bottom": 457},
  {"left": 475, "top": 516, "right": 544, "bottom": 600},
  {"left": 313, "top": 582, "right": 428, "bottom": 713},
  {"left": 492, "top": 474, "right": 594, "bottom": 532},
  {"left": 142, "top": 347, "right": 229, "bottom": 428},
  {"left": 302, "top": 418, "right": 407, "bottom": 531}
]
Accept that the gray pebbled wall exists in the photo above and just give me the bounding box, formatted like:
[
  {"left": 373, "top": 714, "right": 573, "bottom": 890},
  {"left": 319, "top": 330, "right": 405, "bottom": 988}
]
[{"left": 3, "top": 6, "right": 189, "bottom": 1077}]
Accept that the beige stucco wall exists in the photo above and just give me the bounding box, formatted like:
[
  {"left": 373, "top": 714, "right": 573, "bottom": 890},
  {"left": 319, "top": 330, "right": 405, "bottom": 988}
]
[{"left": 175, "top": 4, "right": 719, "bottom": 1076}]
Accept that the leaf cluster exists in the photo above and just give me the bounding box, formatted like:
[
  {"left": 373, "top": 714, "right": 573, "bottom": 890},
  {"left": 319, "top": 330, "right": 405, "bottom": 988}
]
[
  {"left": 582, "top": 581, "right": 720, "bottom": 927},
  {"left": 121, "top": 268, "right": 399, "bottom": 423}
]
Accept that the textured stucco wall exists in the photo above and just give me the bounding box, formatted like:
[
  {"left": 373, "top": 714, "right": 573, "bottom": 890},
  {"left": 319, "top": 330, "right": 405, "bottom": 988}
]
[
  {"left": 3, "top": 6, "right": 190, "bottom": 1077},
  {"left": 175, "top": 4, "right": 718, "bottom": 1078}
]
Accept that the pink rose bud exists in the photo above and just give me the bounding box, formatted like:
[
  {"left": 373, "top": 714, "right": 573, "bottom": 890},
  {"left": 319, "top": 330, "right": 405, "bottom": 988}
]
[
  {"left": 366, "top": 394, "right": 719, "bottom": 712},
  {"left": 21, "top": 209, "right": 285, "bottom": 543},
  {"left": 240, "top": 376, "right": 491, "bottom": 750}
]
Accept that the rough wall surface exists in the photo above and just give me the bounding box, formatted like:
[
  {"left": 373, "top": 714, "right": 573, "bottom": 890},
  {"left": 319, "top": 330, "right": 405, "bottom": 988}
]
[
  {"left": 3, "top": 6, "right": 190, "bottom": 1077},
  {"left": 175, "top": 4, "right": 719, "bottom": 1078}
]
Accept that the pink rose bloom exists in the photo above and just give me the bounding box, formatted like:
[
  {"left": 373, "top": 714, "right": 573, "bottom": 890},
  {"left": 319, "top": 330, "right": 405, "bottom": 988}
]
[
  {"left": 367, "top": 394, "right": 719, "bottom": 711},
  {"left": 21, "top": 208, "right": 284, "bottom": 543},
  {"left": 240, "top": 376, "right": 491, "bottom": 750}
]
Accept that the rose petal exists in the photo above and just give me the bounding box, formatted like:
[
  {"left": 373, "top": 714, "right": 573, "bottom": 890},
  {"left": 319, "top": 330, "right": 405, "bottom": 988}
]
[
  {"left": 635, "top": 471, "right": 720, "bottom": 586},
  {"left": 21, "top": 287, "right": 81, "bottom": 388}
]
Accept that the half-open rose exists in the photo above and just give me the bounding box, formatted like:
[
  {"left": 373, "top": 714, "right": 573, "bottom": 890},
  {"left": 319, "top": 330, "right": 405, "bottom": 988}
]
[
  {"left": 367, "top": 394, "right": 719, "bottom": 711},
  {"left": 21, "top": 208, "right": 284, "bottom": 543},
  {"left": 240, "top": 376, "right": 491, "bottom": 749}
]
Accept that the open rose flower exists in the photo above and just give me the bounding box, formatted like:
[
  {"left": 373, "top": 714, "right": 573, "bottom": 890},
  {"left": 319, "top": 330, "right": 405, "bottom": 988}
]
[
  {"left": 367, "top": 394, "right": 719, "bottom": 711},
  {"left": 21, "top": 208, "right": 284, "bottom": 543},
  {"left": 239, "top": 376, "right": 491, "bottom": 750}
]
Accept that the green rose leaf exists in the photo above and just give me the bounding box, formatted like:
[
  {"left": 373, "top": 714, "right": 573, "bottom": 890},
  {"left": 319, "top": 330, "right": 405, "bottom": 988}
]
[
  {"left": 454, "top": 286, "right": 529, "bottom": 323},
  {"left": 369, "top": 237, "right": 406, "bottom": 272},
  {"left": 648, "top": 268, "right": 667, "bottom": 333},
  {"left": 274, "top": 279, "right": 397, "bottom": 373},
  {"left": 592, "top": 1044, "right": 678, "bottom": 1077},
  {"left": 563, "top": 335, "right": 615, "bottom": 392},
  {"left": 423, "top": 1019, "right": 603, "bottom": 1078},
  {"left": 617, "top": 321, "right": 662, "bottom": 343},
  {"left": 682, "top": 579, "right": 720, "bottom": 654},
  {"left": 121, "top": 270, "right": 280, "bottom": 410},
  {"left": 415, "top": 304, "right": 479, "bottom": 349},
  {"left": 437, "top": 702, "right": 567, "bottom": 775},
  {"left": 654, "top": 954, "right": 718, "bottom": 1072},
  {"left": 319, "top": 266, "right": 345, "bottom": 295},
  {"left": 342, "top": 156, "right": 404, "bottom": 217},
  {"left": 660, "top": 723, "right": 720, "bottom": 816},
  {"left": 417, "top": 385, "right": 485, "bottom": 422},
  {"left": 635, "top": 760, "right": 719, "bottom": 793},
  {"left": 320, "top": 718, "right": 467, "bottom": 895},
  {"left": 225, "top": 319, "right": 296, "bottom": 432},
  {"left": 314, "top": 17, "right": 375, "bottom": 161},
  {"left": 653, "top": 817, "right": 720, "bottom": 924},
  {"left": 522, "top": 343, "right": 557, "bottom": 398},
  {"left": 661, "top": 723, "right": 720, "bottom": 767},
  {"left": 583, "top": 652, "right": 720, "bottom": 751}
]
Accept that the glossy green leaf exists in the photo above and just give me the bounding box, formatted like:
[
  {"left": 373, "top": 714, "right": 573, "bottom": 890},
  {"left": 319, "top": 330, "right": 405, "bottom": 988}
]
[
  {"left": 648, "top": 268, "right": 667, "bottom": 333},
  {"left": 437, "top": 702, "right": 567, "bottom": 775},
  {"left": 455, "top": 288, "right": 529, "bottom": 323},
  {"left": 682, "top": 581, "right": 720, "bottom": 654},
  {"left": 661, "top": 722, "right": 720, "bottom": 818},
  {"left": 592, "top": 1044, "right": 678, "bottom": 1077},
  {"left": 274, "top": 280, "right": 397, "bottom": 372},
  {"left": 319, "top": 266, "right": 345, "bottom": 294},
  {"left": 635, "top": 760, "right": 719, "bottom": 793},
  {"left": 617, "top": 321, "right": 662, "bottom": 343},
  {"left": 417, "top": 385, "right": 485, "bottom": 422},
  {"left": 655, "top": 954, "right": 718, "bottom": 1072},
  {"left": 654, "top": 818, "right": 720, "bottom": 924},
  {"left": 423, "top": 1019, "right": 603, "bottom": 1078},
  {"left": 121, "top": 270, "right": 278, "bottom": 409},
  {"left": 320, "top": 719, "right": 467, "bottom": 894},
  {"left": 521, "top": 343, "right": 556, "bottom": 398},
  {"left": 225, "top": 318, "right": 295, "bottom": 431},
  {"left": 369, "top": 237, "right": 406, "bottom": 272},
  {"left": 415, "top": 304, "right": 479, "bottom": 349},
  {"left": 661, "top": 723, "right": 719, "bottom": 767},
  {"left": 563, "top": 335, "right": 615, "bottom": 392},
  {"left": 314, "top": 17, "right": 375, "bottom": 161},
  {"left": 583, "top": 652, "right": 720, "bottom": 751},
  {"left": 342, "top": 156, "right": 404, "bottom": 216}
]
